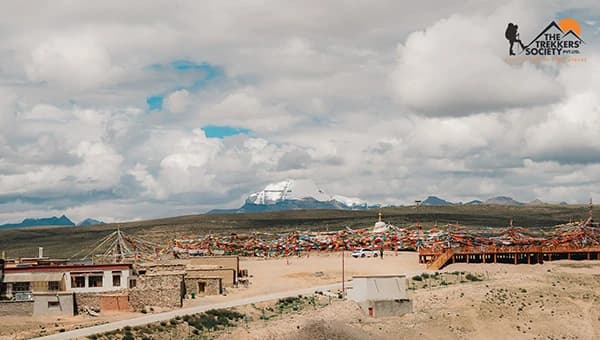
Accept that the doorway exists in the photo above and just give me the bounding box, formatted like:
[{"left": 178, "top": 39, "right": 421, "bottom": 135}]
[{"left": 198, "top": 281, "right": 206, "bottom": 293}]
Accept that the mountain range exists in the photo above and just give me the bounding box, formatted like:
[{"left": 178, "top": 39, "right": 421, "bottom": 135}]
[
  {"left": 208, "top": 179, "right": 549, "bottom": 214},
  {"left": 419, "top": 195, "right": 548, "bottom": 206},
  {"left": 0, "top": 215, "right": 104, "bottom": 230}
]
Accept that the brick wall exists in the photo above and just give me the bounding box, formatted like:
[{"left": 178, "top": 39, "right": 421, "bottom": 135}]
[
  {"left": 100, "top": 295, "right": 129, "bottom": 312},
  {"left": 0, "top": 300, "right": 33, "bottom": 316}
]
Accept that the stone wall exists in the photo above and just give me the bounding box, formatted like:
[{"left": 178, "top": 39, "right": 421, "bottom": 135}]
[
  {"left": 184, "top": 277, "right": 221, "bottom": 297},
  {"left": 0, "top": 300, "right": 33, "bottom": 316},
  {"left": 136, "top": 263, "right": 185, "bottom": 274},
  {"left": 74, "top": 289, "right": 129, "bottom": 314},
  {"left": 129, "top": 274, "right": 183, "bottom": 311},
  {"left": 74, "top": 293, "right": 102, "bottom": 313}
]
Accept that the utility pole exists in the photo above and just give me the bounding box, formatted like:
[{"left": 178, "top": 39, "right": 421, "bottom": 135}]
[{"left": 342, "top": 248, "right": 345, "bottom": 295}]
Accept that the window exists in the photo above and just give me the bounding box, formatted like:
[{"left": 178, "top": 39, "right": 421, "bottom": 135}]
[
  {"left": 198, "top": 281, "right": 206, "bottom": 293},
  {"left": 48, "top": 301, "right": 60, "bottom": 309},
  {"left": 48, "top": 281, "right": 60, "bottom": 291},
  {"left": 88, "top": 275, "right": 103, "bottom": 288},
  {"left": 13, "top": 282, "right": 31, "bottom": 292},
  {"left": 112, "top": 274, "right": 121, "bottom": 287},
  {"left": 129, "top": 279, "right": 136, "bottom": 288},
  {"left": 72, "top": 276, "right": 86, "bottom": 288}
]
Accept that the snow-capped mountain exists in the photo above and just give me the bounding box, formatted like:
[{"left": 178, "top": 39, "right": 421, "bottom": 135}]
[
  {"left": 246, "top": 179, "right": 332, "bottom": 205},
  {"left": 209, "top": 179, "right": 372, "bottom": 214}
]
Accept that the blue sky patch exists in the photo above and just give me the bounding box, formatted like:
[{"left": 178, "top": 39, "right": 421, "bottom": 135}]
[
  {"left": 202, "top": 125, "right": 251, "bottom": 138},
  {"left": 144, "top": 60, "right": 225, "bottom": 110},
  {"left": 146, "top": 95, "right": 163, "bottom": 111}
]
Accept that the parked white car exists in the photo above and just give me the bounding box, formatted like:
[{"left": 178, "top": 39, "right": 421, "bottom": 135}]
[{"left": 351, "top": 248, "right": 378, "bottom": 258}]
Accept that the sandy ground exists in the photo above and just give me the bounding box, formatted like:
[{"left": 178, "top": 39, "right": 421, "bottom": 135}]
[
  {"left": 222, "top": 260, "right": 600, "bottom": 340},
  {"left": 188, "top": 251, "right": 421, "bottom": 306}
]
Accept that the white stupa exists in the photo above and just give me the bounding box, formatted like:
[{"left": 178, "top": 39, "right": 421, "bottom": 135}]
[{"left": 373, "top": 211, "right": 389, "bottom": 233}]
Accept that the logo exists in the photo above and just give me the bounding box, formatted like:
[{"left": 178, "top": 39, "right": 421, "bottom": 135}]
[{"left": 505, "top": 18, "right": 586, "bottom": 62}]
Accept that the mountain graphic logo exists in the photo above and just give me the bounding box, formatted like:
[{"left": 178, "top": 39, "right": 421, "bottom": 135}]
[{"left": 505, "top": 18, "right": 584, "bottom": 56}]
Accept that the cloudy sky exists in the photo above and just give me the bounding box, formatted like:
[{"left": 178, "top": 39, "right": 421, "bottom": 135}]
[{"left": 1, "top": 1, "right": 600, "bottom": 224}]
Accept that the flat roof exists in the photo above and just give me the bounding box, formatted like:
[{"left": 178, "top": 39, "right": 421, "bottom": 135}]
[
  {"left": 5, "top": 263, "right": 131, "bottom": 273},
  {"left": 4, "top": 272, "right": 64, "bottom": 282}
]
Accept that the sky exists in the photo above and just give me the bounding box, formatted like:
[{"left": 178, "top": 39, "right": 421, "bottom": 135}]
[{"left": 1, "top": 1, "right": 600, "bottom": 224}]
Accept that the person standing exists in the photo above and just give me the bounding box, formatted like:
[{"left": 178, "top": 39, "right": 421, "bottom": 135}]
[{"left": 379, "top": 247, "right": 384, "bottom": 259}]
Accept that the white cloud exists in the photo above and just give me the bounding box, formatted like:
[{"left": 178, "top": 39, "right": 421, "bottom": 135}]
[
  {"left": 199, "top": 91, "right": 300, "bottom": 132},
  {"left": 25, "top": 35, "right": 121, "bottom": 89},
  {"left": 391, "top": 7, "right": 562, "bottom": 115},
  {"left": 164, "top": 89, "right": 190, "bottom": 113}
]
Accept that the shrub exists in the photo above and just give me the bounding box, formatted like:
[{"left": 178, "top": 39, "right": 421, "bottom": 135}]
[
  {"left": 465, "top": 273, "right": 482, "bottom": 282},
  {"left": 421, "top": 273, "right": 430, "bottom": 279},
  {"left": 412, "top": 275, "right": 423, "bottom": 281}
]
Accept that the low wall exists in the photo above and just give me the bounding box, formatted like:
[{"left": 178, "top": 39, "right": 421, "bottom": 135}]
[
  {"left": 0, "top": 300, "right": 33, "bottom": 316},
  {"left": 74, "top": 293, "right": 102, "bottom": 313},
  {"left": 33, "top": 293, "right": 74, "bottom": 317},
  {"left": 100, "top": 295, "right": 129, "bottom": 312}
]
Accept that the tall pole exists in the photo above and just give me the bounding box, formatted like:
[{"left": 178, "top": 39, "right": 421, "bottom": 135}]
[
  {"left": 342, "top": 245, "right": 346, "bottom": 296},
  {"left": 286, "top": 235, "right": 289, "bottom": 265},
  {"left": 342, "top": 249, "right": 345, "bottom": 294}
]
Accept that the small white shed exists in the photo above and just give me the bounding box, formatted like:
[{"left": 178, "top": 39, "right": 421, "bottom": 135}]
[{"left": 347, "top": 274, "right": 412, "bottom": 317}]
